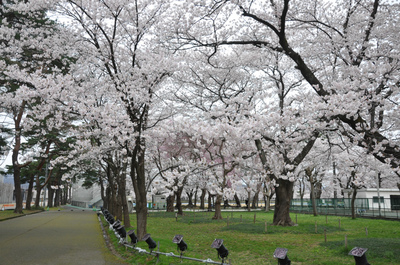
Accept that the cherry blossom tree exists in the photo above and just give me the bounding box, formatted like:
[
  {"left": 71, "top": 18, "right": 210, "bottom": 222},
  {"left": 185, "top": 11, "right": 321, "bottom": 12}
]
[
  {"left": 172, "top": 47, "right": 323, "bottom": 225},
  {"left": 3, "top": 0, "right": 399, "bottom": 233},
  {"left": 334, "top": 149, "right": 376, "bottom": 219},
  {"left": 150, "top": 122, "right": 243, "bottom": 219},
  {"left": 235, "top": 157, "right": 265, "bottom": 211},
  {"left": 150, "top": 130, "right": 198, "bottom": 215},
  {"left": 171, "top": 0, "right": 400, "bottom": 225},
  {"left": 294, "top": 137, "right": 334, "bottom": 215},
  {"left": 324, "top": 132, "right": 396, "bottom": 218},
  {"left": 51, "top": 0, "right": 175, "bottom": 238}
]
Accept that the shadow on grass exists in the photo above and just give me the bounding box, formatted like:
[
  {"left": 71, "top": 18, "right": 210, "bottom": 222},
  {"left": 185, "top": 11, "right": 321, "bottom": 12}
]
[
  {"left": 321, "top": 238, "right": 400, "bottom": 264},
  {"left": 149, "top": 211, "right": 346, "bottom": 235},
  {"left": 221, "top": 222, "right": 344, "bottom": 234}
]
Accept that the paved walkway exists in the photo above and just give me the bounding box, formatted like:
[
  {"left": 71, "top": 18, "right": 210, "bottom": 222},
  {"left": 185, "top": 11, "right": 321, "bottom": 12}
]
[{"left": 0, "top": 207, "right": 128, "bottom": 265}]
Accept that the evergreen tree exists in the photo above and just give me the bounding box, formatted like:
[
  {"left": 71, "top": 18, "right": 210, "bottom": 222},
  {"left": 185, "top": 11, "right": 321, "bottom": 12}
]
[{"left": 0, "top": 0, "right": 72, "bottom": 213}]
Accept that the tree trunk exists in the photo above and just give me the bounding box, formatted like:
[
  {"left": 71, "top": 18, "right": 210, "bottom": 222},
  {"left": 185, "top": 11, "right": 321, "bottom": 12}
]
[
  {"left": 234, "top": 193, "right": 241, "bottom": 207},
  {"left": 207, "top": 191, "right": 212, "bottom": 211},
  {"left": 255, "top": 133, "right": 317, "bottom": 225},
  {"left": 105, "top": 164, "right": 114, "bottom": 214},
  {"left": 270, "top": 190, "right": 276, "bottom": 211},
  {"left": 212, "top": 194, "right": 223, "bottom": 220},
  {"left": 108, "top": 170, "right": 118, "bottom": 217},
  {"left": 119, "top": 173, "right": 131, "bottom": 228},
  {"left": 12, "top": 155, "right": 23, "bottom": 214},
  {"left": 130, "top": 148, "right": 148, "bottom": 240},
  {"left": 200, "top": 189, "right": 206, "bottom": 209},
  {"left": 187, "top": 190, "right": 193, "bottom": 208},
  {"left": 310, "top": 180, "right": 318, "bottom": 216},
  {"left": 34, "top": 174, "right": 42, "bottom": 208},
  {"left": 99, "top": 176, "right": 107, "bottom": 210},
  {"left": 306, "top": 168, "right": 318, "bottom": 216},
  {"left": 48, "top": 187, "right": 54, "bottom": 208},
  {"left": 247, "top": 190, "right": 251, "bottom": 212},
  {"left": 63, "top": 187, "right": 68, "bottom": 205},
  {"left": 193, "top": 187, "right": 198, "bottom": 207},
  {"left": 251, "top": 193, "right": 257, "bottom": 209},
  {"left": 298, "top": 178, "right": 305, "bottom": 208},
  {"left": 25, "top": 174, "right": 35, "bottom": 210},
  {"left": 116, "top": 189, "right": 123, "bottom": 221},
  {"left": 264, "top": 194, "right": 271, "bottom": 212},
  {"left": 251, "top": 193, "right": 258, "bottom": 209},
  {"left": 166, "top": 195, "right": 175, "bottom": 212},
  {"left": 252, "top": 185, "right": 261, "bottom": 209},
  {"left": 273, "top": 179, "right": 294, "bottom": 226},
  {"left": 175, "top": 187, "right": 183, "bottom": 215},
  {"left": 54, "top": 188, "right": 60, "bottom": 207},
  {"left": 105, "top": 186, "right": 112, "bottom": 213},
  {"left": 12, "top": 103, "right": 26, "bottom": 214},
  {"left": 315, "top": 182, "right": 322, "bottom": 199},
  {"left": 351, "top": 187, "right": 358, "bottom": 219},
  {"left": 300, "top": 194, "right": 304, "bottom": 209}
]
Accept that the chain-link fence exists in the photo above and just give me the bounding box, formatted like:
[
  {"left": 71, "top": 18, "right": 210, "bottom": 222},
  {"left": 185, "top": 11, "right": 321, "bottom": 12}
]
[
  {"left": 146, "top": 196, "right": 400, "bottom": 220},
  {"left": 289, "top": 198, "right": 400, "bottom": 219}
]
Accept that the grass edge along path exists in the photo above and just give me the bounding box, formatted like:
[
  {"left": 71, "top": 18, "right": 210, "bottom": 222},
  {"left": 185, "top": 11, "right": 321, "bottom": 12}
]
[
  {"left": 0, "top": 208, "right": 44, "bottom": 221},
  {"left": 104, "top": 211, "right": 400, "bottom": 265}
]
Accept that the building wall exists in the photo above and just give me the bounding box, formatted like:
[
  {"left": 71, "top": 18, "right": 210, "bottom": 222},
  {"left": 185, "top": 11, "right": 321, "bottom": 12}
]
[
  {"left": 0, "top": 175, "right": 14, "bottom": 204},
  {"left": 344, "top": 188, "right": 400, "bottom": 210},
  {"left": 71, "top": 180, "right": 102, "bottom": 208},
  {"left": 0, "top": 175, "right": 42, "bottom": 208}
]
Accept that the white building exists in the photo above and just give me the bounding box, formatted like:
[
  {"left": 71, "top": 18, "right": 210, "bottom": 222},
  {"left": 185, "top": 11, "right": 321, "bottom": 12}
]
[
  {"left": 0, "top": 174, "right": 45, "bottom": 209},
  {"left": 71, "top": 180, "right": 136, "bottom": 212},
  {"left": 343, "top": 188, "right": 400, "bottom": 211},
  {"left": 71, "top": 179, "right": 103, "bottom": 208}
]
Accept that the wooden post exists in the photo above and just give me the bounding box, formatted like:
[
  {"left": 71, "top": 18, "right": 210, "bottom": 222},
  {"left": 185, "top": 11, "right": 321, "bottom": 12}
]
[
  {"left": 265, "top": 221, "right": 267, "bottom": 233},
  {"left": 175, "top": 213, "right": 178, "bottom": 222},
  {"left": 345, "top": 235, "right": 348, "bottom": 249},
  {"left": 365, "top": 227, "right": 368, "bottom": 236},
  {"left": 324, "top": 229, "right": 327, "bottom": 243}
]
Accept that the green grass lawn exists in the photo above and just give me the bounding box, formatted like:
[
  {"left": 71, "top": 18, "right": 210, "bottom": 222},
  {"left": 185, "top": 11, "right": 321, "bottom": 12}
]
[
  {"left": 105, "top": 211, "right": 400, "bottom": 265},
  {"left": 0, "top": 208, "right": 43, "bottom": 221}
]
